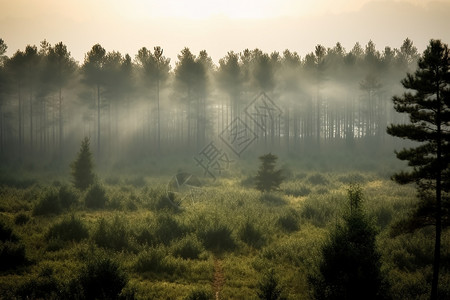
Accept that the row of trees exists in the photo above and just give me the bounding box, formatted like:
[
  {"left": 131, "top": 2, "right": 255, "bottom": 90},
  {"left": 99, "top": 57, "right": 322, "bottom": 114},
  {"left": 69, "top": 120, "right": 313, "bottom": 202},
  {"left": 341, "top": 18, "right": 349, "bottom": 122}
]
[{"left": 0, "top": 38, "right": 421, "bottom": 164}]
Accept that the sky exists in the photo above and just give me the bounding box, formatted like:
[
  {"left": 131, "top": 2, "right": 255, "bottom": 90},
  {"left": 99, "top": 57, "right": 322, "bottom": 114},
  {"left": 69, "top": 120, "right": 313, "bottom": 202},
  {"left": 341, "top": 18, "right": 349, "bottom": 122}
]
[{"left": 1, "top": 0, "right": 450, "bottom": 66}]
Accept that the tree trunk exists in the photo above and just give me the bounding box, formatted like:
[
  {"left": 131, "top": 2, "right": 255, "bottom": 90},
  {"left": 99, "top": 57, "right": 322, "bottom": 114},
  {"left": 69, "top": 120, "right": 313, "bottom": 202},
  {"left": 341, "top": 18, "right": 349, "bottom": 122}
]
[
  {"left": 59, "top": 87, "right": 63, "bottom": 161},
  {"left": 431, "top": 86, "right": 442, "bottom": 300},
  {"left": 97, "top": 84, "right": 101, "bottom": 157}
]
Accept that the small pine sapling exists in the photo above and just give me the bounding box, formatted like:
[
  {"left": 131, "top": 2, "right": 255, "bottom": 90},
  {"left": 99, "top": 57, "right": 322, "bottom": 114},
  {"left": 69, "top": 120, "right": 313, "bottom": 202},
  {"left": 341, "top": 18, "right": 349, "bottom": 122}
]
[
  {"left": 255, "top": 153, "right": 284, "bottom": 192},
  {"left": 71, "top": 137, "right": 95, "bottom": 191}
]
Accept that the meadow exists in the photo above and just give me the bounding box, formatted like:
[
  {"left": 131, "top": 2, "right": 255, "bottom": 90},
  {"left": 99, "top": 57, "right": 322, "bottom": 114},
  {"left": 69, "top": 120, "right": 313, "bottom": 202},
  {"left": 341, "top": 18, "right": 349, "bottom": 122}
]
[{"left": 0, "top": 155, "right": 449, "bottom": 299}]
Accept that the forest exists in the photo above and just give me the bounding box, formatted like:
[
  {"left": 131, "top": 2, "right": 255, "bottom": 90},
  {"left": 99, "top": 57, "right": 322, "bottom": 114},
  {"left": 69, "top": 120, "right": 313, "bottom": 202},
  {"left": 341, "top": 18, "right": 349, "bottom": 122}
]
[
  {"left": 0, "top": 37, "right": 449, "bottom": 299},
  {"left": 0, "top": 38, "right": 420, "bottom": 170}
]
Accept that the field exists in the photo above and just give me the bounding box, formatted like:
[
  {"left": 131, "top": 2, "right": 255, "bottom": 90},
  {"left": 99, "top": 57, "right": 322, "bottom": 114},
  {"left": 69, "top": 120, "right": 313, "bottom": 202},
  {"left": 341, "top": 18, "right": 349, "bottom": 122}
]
[{"left": 0, "top": 156, "right": 449, "bottom": 299}]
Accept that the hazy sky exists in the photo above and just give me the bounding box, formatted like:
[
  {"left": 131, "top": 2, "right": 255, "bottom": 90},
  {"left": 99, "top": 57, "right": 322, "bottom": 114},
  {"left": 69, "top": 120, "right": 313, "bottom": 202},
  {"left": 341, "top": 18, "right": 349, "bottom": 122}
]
[{"left": 1, "top": 0, "right": 450, "bottom": 65}]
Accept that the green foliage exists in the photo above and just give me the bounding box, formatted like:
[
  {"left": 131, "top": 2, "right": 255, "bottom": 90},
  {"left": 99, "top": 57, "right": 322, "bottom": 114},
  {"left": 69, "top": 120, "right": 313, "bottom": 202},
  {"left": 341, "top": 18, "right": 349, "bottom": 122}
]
[
  {"left": 14, "top": 212, "right": 30, "bottom": 225},
  {"left": 93, "top": 216, "right": 130, "bottom": 251},
  {"left": 77, "top": 256, "right": 128, "bottom": 300},
  {"left": 0, "top": 241, "right": 27, "bottom": 271},
  {"left": 58, "top": 184, "right": 78, "bottom": 209},
  {"left": 257, "top": 269, "right": 285, "bottom": 300},
  {"left": 17, "top": 267, "right": 61, "bottom": 299},
  {"left": 134, "top": 247, "right": 175, "bottom": 274},
  {"left": 255, "top": 153, "right": 284, "bottom": 192},
  {"left": 0, "top": 220, "right": 18, "bottom": 242},
  {"left": 277, "top": 211, "right": 300, "bottom": 233},
  {"left": 84, "top": 183, "right": 108, "bottom": 209},
  {"left": 198, "top": 221, "right": 236, "bottom": 253},
  {"left": 171, "top": 234, "right": 204, "bottom": 259},
  {"left": 33, "top": 188, "right": 62, "bottom": 216},
  {"left": 71, "top": 137, "right": 95, "bottom": 191},
  {"left": 307, "top": 173, "right": 329, "bottom": 185},
  {"left": 310, "top": 185, "right": 388, "bottom": 300},
  {"left": 239, "top": 219, "right": 265, "bottom": 248},
  {"left": 387, "top": 39, "right": 450, "bottom": 299},
  {"left": 154, "top": 214, "right": 187, "bottom": 245},
  {"left": 184, "top": 288, "right": 213, "bottom": 300},
  {"left": 46, "top": 215, "right": 89, "bottom": 242}
]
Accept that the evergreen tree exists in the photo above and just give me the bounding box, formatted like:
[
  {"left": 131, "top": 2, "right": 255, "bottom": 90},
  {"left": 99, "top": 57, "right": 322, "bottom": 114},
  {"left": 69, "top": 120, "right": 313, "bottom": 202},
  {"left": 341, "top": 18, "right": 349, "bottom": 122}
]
[
  {"left": 310, "top": 185, "right": 388, "bottom": 300},
  {"left": 257, "top": 269, "right": 285, "bottom": 300},
  {"left": 255, "top": 153, "right": 284, "bottom": 192},
  {"left": 387, "top": 39, "right": 450, "bottom": 300},
  {"left": 71, "top": 137, "right": 95, "bottom": 191}
]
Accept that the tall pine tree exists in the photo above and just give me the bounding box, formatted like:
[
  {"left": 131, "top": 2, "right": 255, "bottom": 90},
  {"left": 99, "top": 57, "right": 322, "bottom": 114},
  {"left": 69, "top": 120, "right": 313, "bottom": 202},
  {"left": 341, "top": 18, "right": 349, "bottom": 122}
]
[{"left": 387, "top": 39, "right": 450, "bottom": 300}]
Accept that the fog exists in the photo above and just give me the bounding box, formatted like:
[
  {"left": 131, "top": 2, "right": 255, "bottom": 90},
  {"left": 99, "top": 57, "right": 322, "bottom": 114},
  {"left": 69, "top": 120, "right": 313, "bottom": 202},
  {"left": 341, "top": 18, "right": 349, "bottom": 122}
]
[{"left": 0, "top": 38, "right": 423, "bottom": 177}]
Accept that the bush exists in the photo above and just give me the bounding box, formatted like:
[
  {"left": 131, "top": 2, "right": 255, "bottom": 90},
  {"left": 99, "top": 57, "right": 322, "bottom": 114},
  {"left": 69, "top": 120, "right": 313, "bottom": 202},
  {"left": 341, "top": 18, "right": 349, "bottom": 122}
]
[
  {"left": 260, "top": 193, "right": 287, "bottom": 206},
  {"left": 154, "top": 214, "right": 187, "bottom": 245},
  {"left": 283, "top": 185, "right": 311, "bottom": 197},
  {"left": 199, "top": 222, "right": 235, "bottom": 253},
  {"left": 78, "top": 256, "right": 128, "bottom": 300},
  {"left": 172, "top": 235, "right": 204, "bottom": 259},
  {"left": 239, "top": 220, "right": 265, "bottom": 248},
  {"left": 93, "top": 216, "right": 130, "bottom": 251},
  {"left": 257, "top": 269, "right": 285, "bottom": 300},
  {"left": 277, "top": 211, "right": 300, "bottom": 232},
  {"left": 46, "top": 215, "right": 89, "bottom": 242},
  {"left": 134, "top": 247, "right": 174, "bottom": 273},
  {"left": 17, "top": 267, "right": 61, "bottom": 299},
  {"left": 58, "top": 184, "right": 78, "bottom": 209},
  {"left": 0, "top": 241, "right": 27, "bottom": 271},
  {"left": 184, "top": 289, "right": 213, "bottom": 300},
  {"left": 135, "top": 227, "right": 155, "bottom": 246},
  {"left": 14, "top": 212, "right": 30, "bottom": 225},
  {"left": 33, "top": 188, "right": 61, "bottom": 216},
  {"left": 307, "top": 174, "right": 329, "bottom": 185},
  {"left": 85, "top": 183, "right": 108, "bottom": 209},
  {"left": 0, "top": 221, "right": 18, "bottom": 242}
]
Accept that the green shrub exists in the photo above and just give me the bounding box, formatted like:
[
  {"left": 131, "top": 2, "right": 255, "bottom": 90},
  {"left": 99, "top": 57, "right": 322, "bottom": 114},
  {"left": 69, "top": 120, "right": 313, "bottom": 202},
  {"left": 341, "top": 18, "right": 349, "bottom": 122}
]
[
  {"left": 78, "top": 256, "right": 128, "bottom": 300},
  {"left": 134, "top": 247, "right": 174, "bottom": 273},
  {"left": 0, "top": 221, "right": 18, "bottom": 242},
  {"left": 93, "top": 216, "right": 130, "bottom": 251},
  {"left": 58, "top": 184, "right": 78, "bottom": 209},
  {"left": 135, "top": 227, "right": 155, "bottom": 246},
  {"left": 239, "top": 220, "right": 265, "bottom": 248},
  {"left": 155, "top": 214, "right": 187, "bottom": 245},
  {"left": 0, "top": 241, "right": 27, "bottom": 271},
  {"left": 199, "top": 222, "right": 235, "bottom": 253},
  {"left": 307, "top": 174, "right": 329, "bottom": 185},
  {"left": 33, "top": 188, "right": 61, "bottom": 216},
  {"left": 155, "top": 192, "right": 180, "bottom": 212},
  {"left": 172, "top": 234, "right": 204, "bottom": 259},
  {"left": 17, "top": 267, "right": 61, "bottom": 299},
  {"left": 284, "top": 185, "right": 311, "bottom": 197},
  {"left": 257, "top": 269, "right": 285, "bottom": 300},
  {"left": 85, "top": 183, "right": 108, "bottom": 209},
  {"left": 46, "top": 215, "right": 89, "bottom": 242},
  {"left": 184, "top": 289, "right": 213, "bottom": 300},
  {"left": 14, "top": 212, "right": 30, "bottom": 225},
  {"left": 277, "top": 211, "right": 299, "bottom": 232},
  {"left": 260, "top": 193, "right": 287, "bottom": 206}
]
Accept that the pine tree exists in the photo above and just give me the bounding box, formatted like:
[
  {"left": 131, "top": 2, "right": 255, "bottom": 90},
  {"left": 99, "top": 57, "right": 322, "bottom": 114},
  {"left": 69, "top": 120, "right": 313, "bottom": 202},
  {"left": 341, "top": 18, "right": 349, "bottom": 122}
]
[
  {"left": 255, "top": 153, "right": 284, "bottom": 192},
  {"left": 387, "top": 39, "right": 450, "bottom": 300},
  {"left": 310, "top": 185, "right": 388, "bottom": 300},
  {"left": 71, "top": 137, "right": 95, "bottom": 191}
]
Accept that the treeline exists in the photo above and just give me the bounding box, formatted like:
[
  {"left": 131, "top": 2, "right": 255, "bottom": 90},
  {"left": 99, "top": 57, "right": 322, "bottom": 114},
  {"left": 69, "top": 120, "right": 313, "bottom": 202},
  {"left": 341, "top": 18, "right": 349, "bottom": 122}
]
[{"left": 0, "top": 38, "right": 421, "bottom": 166}]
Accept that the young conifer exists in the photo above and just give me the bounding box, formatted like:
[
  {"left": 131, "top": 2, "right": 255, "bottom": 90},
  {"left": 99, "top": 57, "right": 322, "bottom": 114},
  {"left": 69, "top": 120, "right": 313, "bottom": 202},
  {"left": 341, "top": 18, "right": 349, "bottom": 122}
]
[
  {"left": 71, "top": 137, "right": 95, "bottom": 191},
  {"left": 255, "top": 153, "right": 284, "bottom": 192}
]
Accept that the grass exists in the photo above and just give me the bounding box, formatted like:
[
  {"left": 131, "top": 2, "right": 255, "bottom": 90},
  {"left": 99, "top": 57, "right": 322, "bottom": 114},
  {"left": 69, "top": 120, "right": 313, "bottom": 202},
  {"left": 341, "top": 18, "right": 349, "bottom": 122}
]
[{"left": 0, "top": 170, "right": 448, "bottom": 299}]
